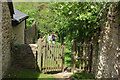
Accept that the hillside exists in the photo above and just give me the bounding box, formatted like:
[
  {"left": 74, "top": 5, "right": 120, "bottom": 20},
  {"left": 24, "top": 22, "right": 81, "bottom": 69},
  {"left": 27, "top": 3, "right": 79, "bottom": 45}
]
[{"left": 13, "top": 2, "right": 55, "bottom": 37}]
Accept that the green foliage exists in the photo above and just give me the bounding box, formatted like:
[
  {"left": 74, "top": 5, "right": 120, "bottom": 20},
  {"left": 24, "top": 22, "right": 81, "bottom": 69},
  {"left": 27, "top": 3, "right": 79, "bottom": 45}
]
[
  {"left": 13, "top": 2, "right": 55, "bottom": 37},
  {"left": 13, "top": 2, "right": 39, "bottom": 27},
  {"left": 13, "top": 2, "right": 111, "bottom": 46},
  {"left": 65, "top": 47, "right": 71, "bottom": 67},
  {"left": 49, "top": 2, "right": 107, "bottom": 43}
]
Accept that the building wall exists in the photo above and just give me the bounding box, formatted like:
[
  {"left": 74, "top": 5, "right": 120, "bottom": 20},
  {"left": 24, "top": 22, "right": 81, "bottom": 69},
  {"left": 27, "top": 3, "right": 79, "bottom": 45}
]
[
  {"left": 12, "top": 21, "right": 25, "bottom": 44},
  {"left": 0, "top": 1, "right": 2, "bottom": 80},
  {"left": 2, "top": 2, "right": 12, "bottom": 78}
]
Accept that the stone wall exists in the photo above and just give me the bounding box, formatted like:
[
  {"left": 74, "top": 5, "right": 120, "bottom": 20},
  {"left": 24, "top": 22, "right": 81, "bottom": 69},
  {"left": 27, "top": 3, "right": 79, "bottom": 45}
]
[
  {"left": 95, "top": 3, "right": 119, "bottom": 79},
  {"left": 0, "top": 1, "right": 2, "bottom": 80},
  {"left": 11, "top": 44, "right": 38, "bottom": 69},
  {"left": 2, "top": 2, "right": 12, "bottom": 78},
  {"left": 91, "top": 32, "right": 99, "bottom": 75},
  {"left": 12, "top": 21, "right": 25, "bottom": 44},
  {"left": 117, "top": 7, "right": 120, "bottom": 79},
  {"left": 25, "top": 21, "right": 38, "bottom": 44}
]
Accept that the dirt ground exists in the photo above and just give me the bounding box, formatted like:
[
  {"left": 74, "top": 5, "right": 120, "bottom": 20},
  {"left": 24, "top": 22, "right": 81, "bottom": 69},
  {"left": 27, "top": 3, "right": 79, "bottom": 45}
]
[{"left": 52, "top": 72, "right": 73, "bottom": 80}]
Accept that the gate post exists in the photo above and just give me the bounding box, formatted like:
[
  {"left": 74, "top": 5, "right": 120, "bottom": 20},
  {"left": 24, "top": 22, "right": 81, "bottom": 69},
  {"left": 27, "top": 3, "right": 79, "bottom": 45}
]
[
  {"left": 62, "top": 45, "right": 65, "bottom": 72},
  {"left": 38, "top": 38, "right": 42, "bottom": 72},
  {"left": 71, "top": 40, "right": 75, "bottom": 72},
  {"left": 88, "top": 43, "right": 93, "bottom": 73}
]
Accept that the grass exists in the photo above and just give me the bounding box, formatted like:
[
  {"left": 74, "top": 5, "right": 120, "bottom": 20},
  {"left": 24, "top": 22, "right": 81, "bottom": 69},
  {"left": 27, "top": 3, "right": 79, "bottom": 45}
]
[
  {"left": 70, "top": 71, "right": 95, "bottom": 80},
  {"left": 6, "top": 69, "right": 57, "bottom": 80},
  {"left": 65, "top": 47, "right": 71, "bottom": 67},
  {"left": 7, "top": 40, "right": 94, "bottom": 79}
]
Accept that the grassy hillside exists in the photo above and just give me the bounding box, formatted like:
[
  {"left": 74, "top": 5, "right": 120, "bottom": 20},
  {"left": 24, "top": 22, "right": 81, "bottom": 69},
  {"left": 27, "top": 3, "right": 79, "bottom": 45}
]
[{"left": 13, "top": 2, "right": 55, "bottom": 37}]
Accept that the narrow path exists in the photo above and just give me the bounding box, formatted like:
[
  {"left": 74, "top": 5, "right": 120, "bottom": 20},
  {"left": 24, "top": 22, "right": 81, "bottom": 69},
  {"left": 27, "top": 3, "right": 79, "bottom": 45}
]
[{"left": 52, "top": 72, "right": 73, "bottom": 80}]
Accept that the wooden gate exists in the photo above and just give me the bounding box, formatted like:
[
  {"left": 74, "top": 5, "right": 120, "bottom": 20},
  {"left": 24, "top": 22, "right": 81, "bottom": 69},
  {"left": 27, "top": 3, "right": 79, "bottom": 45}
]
[
  {"left": 71, "top": 40, "right": 92, "bottom": 73},
  {"left": 37, "top": 36, "right": 65, "bottom": 73}
]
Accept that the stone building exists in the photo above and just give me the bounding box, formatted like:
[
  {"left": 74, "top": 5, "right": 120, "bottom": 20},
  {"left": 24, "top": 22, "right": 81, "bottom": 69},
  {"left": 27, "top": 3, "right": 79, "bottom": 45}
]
[
  {"left": 0, "top": 1, "right": 29, "bottom": 79},
  {"left": 12, "top": 8, "right": 29, "bottom": 44},
  {"left": 0, "top": 1, "right": 2, "bottom": 79},
  {"left": 1, "top": 1, "right": 12, "bottom": 79}
]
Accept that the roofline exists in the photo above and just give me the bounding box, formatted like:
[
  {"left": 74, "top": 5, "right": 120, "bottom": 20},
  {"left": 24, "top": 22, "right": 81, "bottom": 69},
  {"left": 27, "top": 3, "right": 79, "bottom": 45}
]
[
  {"left": 7, "top": 0, "right": 14, "bottom": 18},
  {"left": 12, "top": 16, "right": 29, "bottom": 26}
]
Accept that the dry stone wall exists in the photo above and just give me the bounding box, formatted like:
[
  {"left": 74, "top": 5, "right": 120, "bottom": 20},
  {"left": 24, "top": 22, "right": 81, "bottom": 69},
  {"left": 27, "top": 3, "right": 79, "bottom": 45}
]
[
  {"left": 91, "top": 33, "right": 99, "bottom": 75},
  {"left": 11, "top": 44, "right": 38, "bottom": 69},
  {"left": 0, "top": 1, "right": 2, "bottom": 80},
  {"left": 2, "top": 2, "right": 12, "bottom": 78},
  {"left": 118, "top": 7, "right": 120, "bottom": 79},
  {"left": 95, "top": 3, "right": 119, "bottom": 79},
  {"left": 25, "top": 21, "right": 38, "bottom": 44}
]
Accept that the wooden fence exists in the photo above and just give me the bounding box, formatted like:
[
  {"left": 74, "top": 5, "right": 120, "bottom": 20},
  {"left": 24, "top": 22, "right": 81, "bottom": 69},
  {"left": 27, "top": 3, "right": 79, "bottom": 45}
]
[
  {"left": 37, "top": 35, "right": 65, "bottom": 73},
  {"left": 71, "top": 40, "right": 93, "bottom": 73}
]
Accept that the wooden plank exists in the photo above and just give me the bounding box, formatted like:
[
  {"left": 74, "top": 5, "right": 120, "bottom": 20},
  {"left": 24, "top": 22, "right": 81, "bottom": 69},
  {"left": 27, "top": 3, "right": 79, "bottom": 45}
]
[
  {"left": 52, "top": 45, "right": 54, "bottom": 71},
  {"left": 42, "top": 40, "right": 46, "bottom": 73},
  {"left": 48, "top": 44, "right": 50, "bottom": 70},
  {"left": 71, "top": 40, "right": 75, "bottom": 72},
  {"left": 59, "top": 45, "right": 61, "bottom": 70},
  {"left": 51, "top": 44, "right": 54, "bottom": 71},
  {"left": 41, "top": 34, "right": 46, "bottom": 41},
  {"left": 76, "top": 45, "right": 78, "bottom": 68},
  {"left": 87, "top": 45, "right": 90, "bottom": 72},
  {"left": 83, "top": 60, "right": 85, "bottom": 70},
  {"left": 60, "top": 45, "right": 62, "bottom": 70},
  {"left": 54, "top": 45, "right": 56, "bottom": 71},
  {"left": 46, "top": 43, "right": 48, "bottom": 72},
  {"left": 57, "top": 45, "right": 59, "bottom": 70},
  {"left": 50, "top": 44, "right": 52, "bottom": 71},
  {"left": 58, "top": 45, "right": 60, "bottom": 70},
  {"left": 77, "top": 43, "right": 91, "bottom": 47},
  {"left": 55, "top": 45, "right": 57, "bottom": 71},
  {"left": 82, "top": 42, "right": 85, "bottom": 71},
  {"left": 53, "top": 45, "right": 55, "bottom": 71},
  {"left": 79, "top": 59, "right": 81, "bottom": 71},
  {"left": 88, "top": 44, "right": 93, "bottom": 73},
  {"left": 37, "top": 38, "right": 42, "bottom": 72}
]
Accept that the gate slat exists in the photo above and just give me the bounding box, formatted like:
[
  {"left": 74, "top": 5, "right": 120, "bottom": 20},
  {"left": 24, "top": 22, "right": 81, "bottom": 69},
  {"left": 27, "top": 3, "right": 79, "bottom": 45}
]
[
  {"left": 48, "top": 44, "right": 50, "bottom": 70},
  {"left": 60, "top": 46, "right": 62, "bottom": 71},
  {"left": 79, "top": 46, "right": 82, "bottom": 71},
  {"left": 46, "top": 43, "right": 48, "bottom": 72},
  {"left": 58, "top": 45, "right": 60, "bottom": 70},
  {"left": 55, "top": 45, "right": 57, "bottom": 71},
  {"left": 53, "top": 45, "right": 55, "bottom": 71},
  {"left": 59, "top": 45, "right": 61, "bottom": 70},
  {"left": 51, "top": 44, "right": 54, "bottom": 71},
  {"left": 57, "top": 45, "right": 59, "bottom": 70},
  {"left": 38, "top": 40, "right": 65, "bottom": 73},
  {"left": 42, "top": 40, "right": 46, "bottom": 73},
  {"left": 38, "top": 39, "right": 42, "bottom": 72},
  {"left": 50, "top": 44, "right": 52, "bottom": 71}
]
